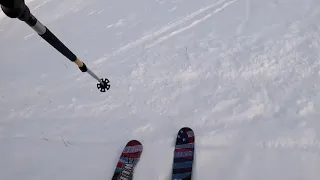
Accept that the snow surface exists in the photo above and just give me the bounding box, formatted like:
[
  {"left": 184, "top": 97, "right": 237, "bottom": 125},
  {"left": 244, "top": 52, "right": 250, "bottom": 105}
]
[{"left": 1, "top": 0, "right": 320, "bottom": 179}]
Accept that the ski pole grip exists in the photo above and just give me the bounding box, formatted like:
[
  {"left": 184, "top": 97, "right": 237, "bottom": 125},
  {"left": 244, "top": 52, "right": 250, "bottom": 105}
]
[{"left": 1, "top": 0, "right": 26, "bottom": 18}]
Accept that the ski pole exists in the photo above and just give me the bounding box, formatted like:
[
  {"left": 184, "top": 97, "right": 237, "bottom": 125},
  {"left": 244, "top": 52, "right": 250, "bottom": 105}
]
[{"left": 1, "top": 0, "right": 110, "bottom": 92}]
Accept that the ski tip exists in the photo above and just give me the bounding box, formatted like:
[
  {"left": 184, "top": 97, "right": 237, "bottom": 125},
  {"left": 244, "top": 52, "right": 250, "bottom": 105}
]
[
  {"left": 126, "top": 140, "right": 142, "bottom": 146},
  {"left": 179, "top": 127, "right": 194, "bottom": 132},
  {"left": 177, "top": 127, "right": 195, "bottom": 144}
]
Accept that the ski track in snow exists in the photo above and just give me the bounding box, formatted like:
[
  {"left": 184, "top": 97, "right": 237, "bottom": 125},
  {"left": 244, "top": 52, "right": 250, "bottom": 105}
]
[
  {"left": 93, "top": 0, "right": 238, "bottom": 64},
  {"left": 147, "top": 0, "right": 239, "bottom": 48}
]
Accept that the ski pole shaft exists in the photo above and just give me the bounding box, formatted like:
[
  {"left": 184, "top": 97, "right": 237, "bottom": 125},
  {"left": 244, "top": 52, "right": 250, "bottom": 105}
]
[
  {"left": 1, "top": 1, "right": 110, "bottom": 92},
  {"left": 19, "top": 7, "right": 91, "bottom": 75}
]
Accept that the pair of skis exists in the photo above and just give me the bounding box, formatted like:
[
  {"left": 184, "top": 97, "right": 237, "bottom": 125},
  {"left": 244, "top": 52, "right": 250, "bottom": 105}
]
[{"left": 112, "top": 127, "right": 195, "bottom": 180}]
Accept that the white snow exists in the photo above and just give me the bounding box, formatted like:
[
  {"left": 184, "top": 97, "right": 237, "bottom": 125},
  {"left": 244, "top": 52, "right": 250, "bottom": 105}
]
[{"left": 1, "top": 0, "right": 320, "bottom": 179}]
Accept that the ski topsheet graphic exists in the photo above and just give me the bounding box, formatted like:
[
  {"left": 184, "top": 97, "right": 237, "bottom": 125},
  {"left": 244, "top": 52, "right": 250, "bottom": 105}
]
[
  {"left": 112, "top": 140, "right": 143, "bottom": 180},
  {"left": 172, "top": 127, "right": 195, "bottom": 180}
]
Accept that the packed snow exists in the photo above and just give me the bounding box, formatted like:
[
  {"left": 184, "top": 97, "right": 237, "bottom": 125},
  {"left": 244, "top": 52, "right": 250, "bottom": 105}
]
[{"left": 1, "top": 0, "right": 320, "bottom": 179}]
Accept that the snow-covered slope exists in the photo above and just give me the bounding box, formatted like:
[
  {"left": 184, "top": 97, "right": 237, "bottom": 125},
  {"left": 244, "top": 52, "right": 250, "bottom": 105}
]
[{"left": 1, "top": 0, "right": 320, "bottom": 179}]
